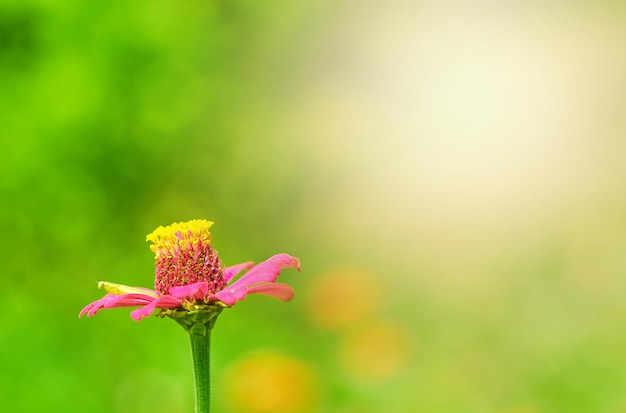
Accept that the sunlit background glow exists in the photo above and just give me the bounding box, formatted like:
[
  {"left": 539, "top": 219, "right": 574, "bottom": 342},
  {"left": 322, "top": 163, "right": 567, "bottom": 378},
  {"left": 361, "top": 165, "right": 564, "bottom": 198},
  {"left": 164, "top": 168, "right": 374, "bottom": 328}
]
[{"left": 2, "top": 0, "right": 626, "bottom": 412}]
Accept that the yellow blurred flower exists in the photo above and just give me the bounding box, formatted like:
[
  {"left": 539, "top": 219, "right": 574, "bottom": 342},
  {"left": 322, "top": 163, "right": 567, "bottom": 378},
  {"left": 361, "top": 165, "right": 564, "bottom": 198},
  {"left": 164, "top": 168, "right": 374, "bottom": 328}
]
[
  {"left": 221, "top": 351, "right": 321, "bottom": 413},
  {"left": 305, "top": 267, "right": 379, "bottom": 330}
]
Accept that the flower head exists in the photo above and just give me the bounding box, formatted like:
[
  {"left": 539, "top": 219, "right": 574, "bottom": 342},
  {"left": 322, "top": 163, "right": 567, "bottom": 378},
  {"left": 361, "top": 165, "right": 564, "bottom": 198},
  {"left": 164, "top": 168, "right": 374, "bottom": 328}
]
[
  {"left": 79, "top": 220, "right": 300, "bottom": 321},
  {"left": 147, "top": 220, "right": 225, "bottom": 296}
]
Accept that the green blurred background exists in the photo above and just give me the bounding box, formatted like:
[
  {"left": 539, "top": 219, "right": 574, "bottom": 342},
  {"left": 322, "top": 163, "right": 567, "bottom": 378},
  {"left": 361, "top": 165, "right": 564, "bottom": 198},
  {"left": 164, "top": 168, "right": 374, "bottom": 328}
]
[{"left": 2, "top": 1, "right": 626, "bottom": 412}]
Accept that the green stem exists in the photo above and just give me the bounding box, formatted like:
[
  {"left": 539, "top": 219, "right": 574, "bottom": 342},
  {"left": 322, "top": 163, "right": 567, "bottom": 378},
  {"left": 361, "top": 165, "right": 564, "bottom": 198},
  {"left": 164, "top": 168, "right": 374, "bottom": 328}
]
[
  {"left": 189, "top": 323, "right": 212, "bottom": 413},
  {"left": 168, "top": 307, "right": 222, "bottom": 413}
]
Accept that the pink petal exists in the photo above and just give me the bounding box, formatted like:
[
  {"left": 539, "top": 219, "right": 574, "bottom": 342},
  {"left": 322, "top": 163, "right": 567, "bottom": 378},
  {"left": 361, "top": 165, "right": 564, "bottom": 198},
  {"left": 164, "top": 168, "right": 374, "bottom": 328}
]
[
  {"left": 130, "top": 295, "right": 181, "bottom": 321},
  {"left": 228, "top": 254, "right": 300, "bottom": 290},
  {"left": 79, "top": 295, "right": 112, "bottom": 317},
  {"left": 105, "top": 293, "right": 155, "bottom": 307},
  {"left": 223, "top": 261, "right": 254, "bottom": 283},
  {"left": 169, "top": 281, "right": 209, "bottom": 300},
  {"left": 211, "top": 255, "right": 299, "bottom": 306},
  {"left": 247, "top": 283, "right": 295, "bottom": 302},
  {"left": 210, "top": 283, "right": 249, "bottom": 306},
  {"left": 79, "top": 293, "right": 156, "bottom": 317}
]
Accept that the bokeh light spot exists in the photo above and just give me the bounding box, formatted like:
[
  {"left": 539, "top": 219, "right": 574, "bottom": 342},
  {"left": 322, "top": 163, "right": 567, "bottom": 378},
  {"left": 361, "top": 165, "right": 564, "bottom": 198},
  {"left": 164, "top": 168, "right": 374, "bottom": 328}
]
[
  {"left": 221, "top": 350, "right": 320, "bottom": 413},
  {"left": 305, "top": 267, "right": 380, "bottom": 330}
]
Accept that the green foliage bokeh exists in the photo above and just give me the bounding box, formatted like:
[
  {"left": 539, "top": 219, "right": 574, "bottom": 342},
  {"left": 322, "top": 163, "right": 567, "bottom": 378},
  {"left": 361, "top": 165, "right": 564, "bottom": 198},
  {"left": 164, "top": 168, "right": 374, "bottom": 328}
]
[{"left": 0, "top": 1, "right": 321, "bottom": 411}]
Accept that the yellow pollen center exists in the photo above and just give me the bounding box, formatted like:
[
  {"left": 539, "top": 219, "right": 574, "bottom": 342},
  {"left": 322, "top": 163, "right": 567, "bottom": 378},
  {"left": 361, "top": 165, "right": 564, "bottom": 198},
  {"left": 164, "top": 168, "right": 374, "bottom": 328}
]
[{"left": 146, "top": 219, "right": 214, "bottom": 254}]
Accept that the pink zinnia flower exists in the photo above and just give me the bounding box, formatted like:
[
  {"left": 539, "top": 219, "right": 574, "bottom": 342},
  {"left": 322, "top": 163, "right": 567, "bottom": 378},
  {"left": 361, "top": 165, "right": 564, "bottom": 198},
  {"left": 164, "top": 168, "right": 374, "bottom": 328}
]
[{"left": 79, "top": 219, "right": 300, "bottom": 321}]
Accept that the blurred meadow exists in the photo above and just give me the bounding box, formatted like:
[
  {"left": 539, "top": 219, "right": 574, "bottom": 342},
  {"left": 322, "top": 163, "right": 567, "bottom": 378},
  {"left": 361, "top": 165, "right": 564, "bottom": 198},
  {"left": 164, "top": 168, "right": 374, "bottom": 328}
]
[{"left": 2, "top": 0, "right": 626, "bottom": 412}]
